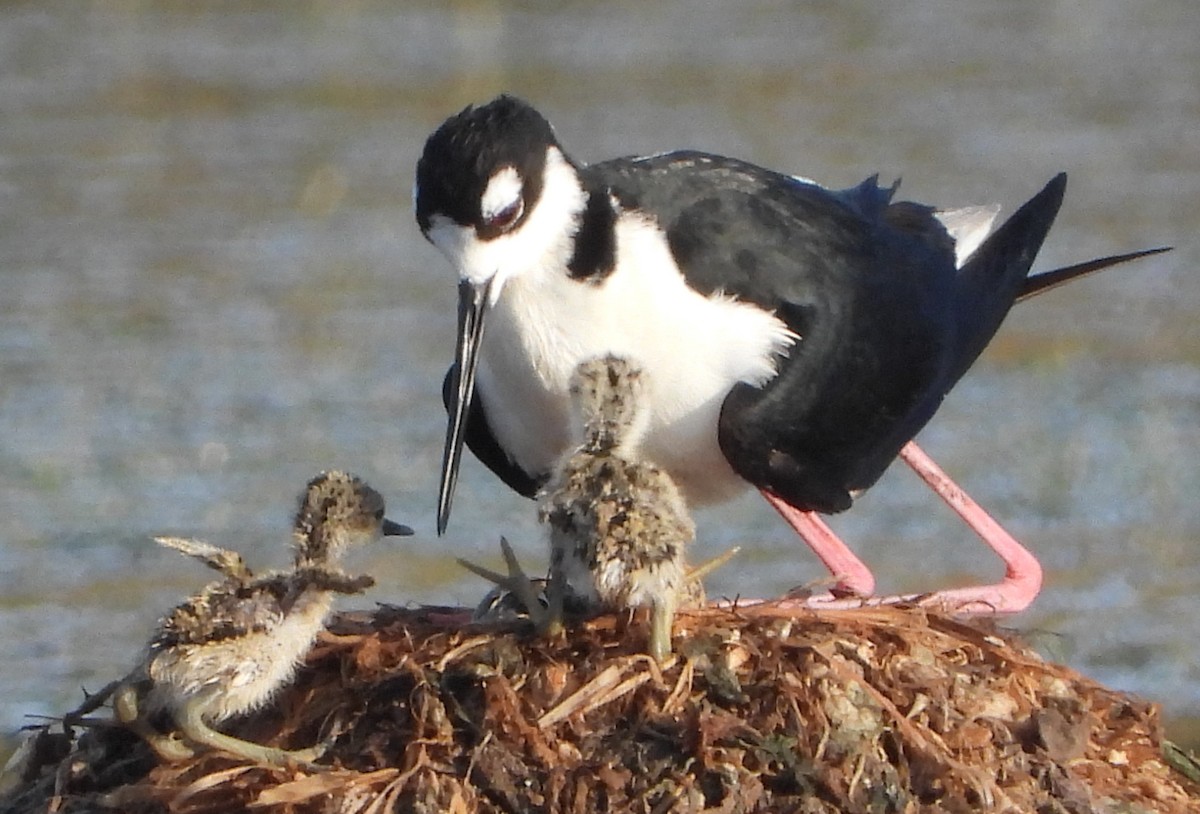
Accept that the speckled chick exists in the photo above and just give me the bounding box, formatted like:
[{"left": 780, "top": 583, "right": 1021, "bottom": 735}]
[
  {"left": 109, "top": 471, "right": 411, "bottom": 767},
  {"left": 539, "top": 355, "right": 697, "bottom": 662}
]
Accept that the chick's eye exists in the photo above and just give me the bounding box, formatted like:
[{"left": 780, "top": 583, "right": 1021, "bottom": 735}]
[{"left": 484, "top": 198, "right": 524, "bottom": 232}]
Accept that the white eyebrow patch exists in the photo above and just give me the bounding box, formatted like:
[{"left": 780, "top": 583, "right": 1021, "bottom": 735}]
[{"left": 481, "top": 166, "right": 523, "bottom": 221}]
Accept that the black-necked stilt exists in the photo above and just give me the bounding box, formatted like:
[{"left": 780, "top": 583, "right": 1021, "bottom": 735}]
[
  {"left": 415, "top": 94, "right": 1167, "bottom": 614},
  {"left": 70, "top": 471, "right": 412, "bottom": 767}
]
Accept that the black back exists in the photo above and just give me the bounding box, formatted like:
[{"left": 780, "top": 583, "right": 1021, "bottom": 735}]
[{"left": 591, "top": 153, "right": 1065, "bottom": 513}]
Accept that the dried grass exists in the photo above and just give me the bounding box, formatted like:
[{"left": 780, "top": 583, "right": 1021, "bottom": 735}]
[{"left": 4, "top": 603, "right": 1197, "bottom": 813}]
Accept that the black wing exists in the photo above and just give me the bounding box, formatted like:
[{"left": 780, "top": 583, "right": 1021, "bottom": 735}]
[{"left": 591, "top": 154, "right": 1062, "bottom": 512}]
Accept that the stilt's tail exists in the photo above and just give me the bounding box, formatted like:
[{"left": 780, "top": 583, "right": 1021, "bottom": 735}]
[{"left": 949, "top": 173, "right": 1067, "bottom": 385}]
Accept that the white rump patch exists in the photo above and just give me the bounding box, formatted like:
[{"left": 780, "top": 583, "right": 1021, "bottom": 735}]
[{"left": 935, "top": 204, "right": 1001, "bottom": 268}]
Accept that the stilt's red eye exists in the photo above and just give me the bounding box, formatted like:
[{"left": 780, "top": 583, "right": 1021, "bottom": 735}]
[{"left": 484, "top": 198, "right": 524, "bottom": 232}]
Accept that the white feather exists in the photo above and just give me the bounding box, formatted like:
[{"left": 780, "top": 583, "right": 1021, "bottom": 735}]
[{"left": 935, "top": 204, "right": 1001, "bottom": 268}]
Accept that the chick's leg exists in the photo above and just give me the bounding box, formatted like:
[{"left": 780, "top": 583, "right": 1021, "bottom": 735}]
[
  {"left": 113, "top": 682, "right": 196, "bottom": 762},
  {"left": 647, "top": 592, "right": 679, "bottom": 664},
  {"left": 174, "top": 697, "right": 326, "bottom": 769}
]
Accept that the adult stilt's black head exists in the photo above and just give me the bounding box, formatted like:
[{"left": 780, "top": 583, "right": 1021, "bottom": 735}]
[
  {"left": 415, "top": 95, "right": 559, "bottom": 239},
  {"left": 415, "top": 95, "right": 573, "bottom": 534}
]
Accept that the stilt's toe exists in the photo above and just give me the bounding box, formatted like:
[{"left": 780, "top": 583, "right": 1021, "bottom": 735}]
[
  {"left": 460, "top": 537, "right": 563, "bottom": 633},
  {"left": 146, "top": 732, "right": 198, "bottom": 762}
]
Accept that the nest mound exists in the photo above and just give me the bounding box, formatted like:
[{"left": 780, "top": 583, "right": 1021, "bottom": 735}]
[{"left": 4, "top": 604, "right": 1197, "bottom": 813}]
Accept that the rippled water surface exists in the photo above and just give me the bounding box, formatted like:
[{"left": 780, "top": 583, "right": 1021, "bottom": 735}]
[{"left": 2, "top": 1, "right": 1198, "bottom": 750}]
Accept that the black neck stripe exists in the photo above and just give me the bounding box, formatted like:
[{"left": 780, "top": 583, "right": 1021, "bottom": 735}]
[{"left": 567, "top": 186, "right": 617, "bottom": 281}]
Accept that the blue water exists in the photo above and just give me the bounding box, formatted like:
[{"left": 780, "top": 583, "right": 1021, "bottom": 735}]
[{"left": 1, "top": 1, "right": 1197, "bottom": 748}]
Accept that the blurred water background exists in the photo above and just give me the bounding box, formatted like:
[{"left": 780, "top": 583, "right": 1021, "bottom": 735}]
[{"left": 1, "top": 1, "right": 1197, "bottom": 756}]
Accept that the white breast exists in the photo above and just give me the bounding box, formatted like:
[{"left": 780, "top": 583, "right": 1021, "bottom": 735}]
[
  {"left": 478, "top": 210, "right": 796, "bottom": 505},
  {"left": 147, "top": 591, "right": 336, "bottom": 722}
]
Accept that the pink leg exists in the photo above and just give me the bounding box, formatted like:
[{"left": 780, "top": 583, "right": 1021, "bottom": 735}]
[
  {"left": 761, "top": 491, "right": 876, "bottom": 596},
  {"left": 721, "top": 441, "right": 1042, "bottom": 616},
  {"left": 897, "top": 440, "right": 1043, "bottom": 613}
]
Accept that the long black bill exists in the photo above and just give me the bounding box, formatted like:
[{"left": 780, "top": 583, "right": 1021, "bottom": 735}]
[
  {"left": 383, "top": 518, "right": 415, "bottom": 537},
  {"left": 1017, "top": 246, "right": 1172, "bottom": 302},
  {"left": 437, "top": 278, "right": 493, "bottom": 535}
]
